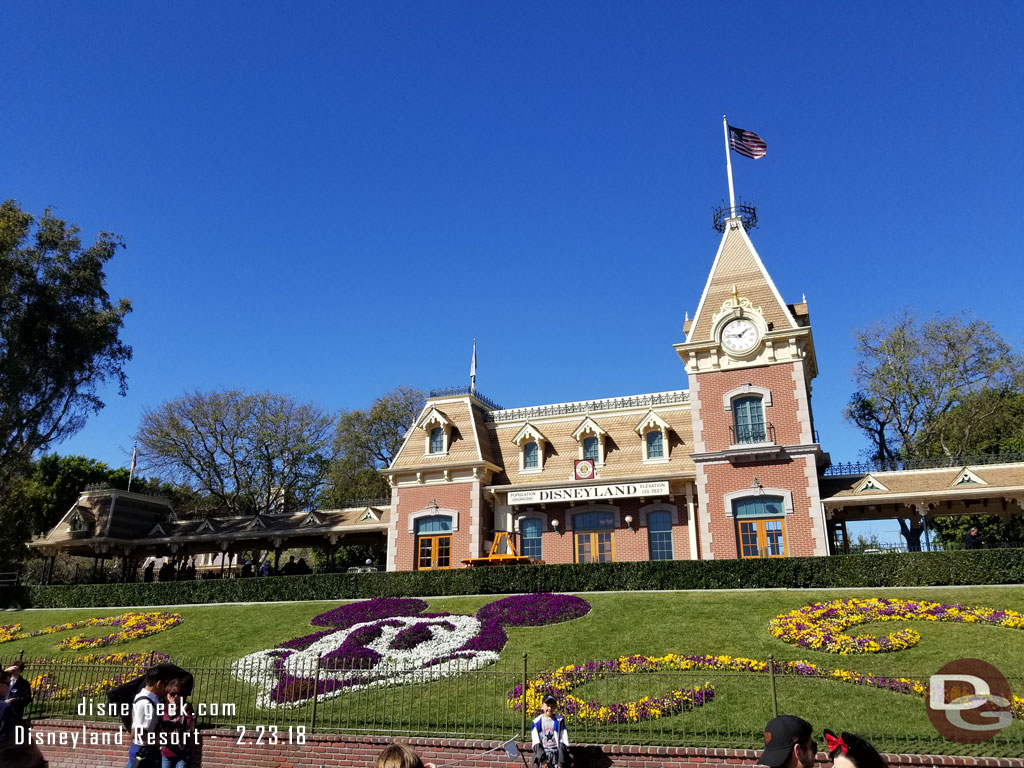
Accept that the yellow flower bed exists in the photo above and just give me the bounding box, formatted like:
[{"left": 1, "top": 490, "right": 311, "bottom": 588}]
[
  {"left": 0, "top": 612, "right": 182, "bottom": 650},
  {"left": 769, "top": 598, "right": 1024, "bottom": 655}
]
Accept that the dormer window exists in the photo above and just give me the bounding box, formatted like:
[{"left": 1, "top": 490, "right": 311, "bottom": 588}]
[
  {"left": 429, "top": 427, "right": 445, "bottom": 454},
  {"left": 524, "top": 441, "right": 539, "bottom": 469},
  {"left": 418, "top": 406, "right": 452, "bottom": 456},
  {"left": 572, "top": 417, "right": 607, "bottom": 466},
  {"left": 512, "top": 422, "right": 547, "bottom": 473},
  {"left": 634, "top": 409, "right": 671, "bottom": 463}
]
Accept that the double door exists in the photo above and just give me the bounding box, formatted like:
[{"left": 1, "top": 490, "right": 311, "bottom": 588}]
[
  {"left": 416, "top": 535, "right": 451, "bottom": 570},
  {"left": 737, "top": 518, "right": 787, "bottom": 558}
]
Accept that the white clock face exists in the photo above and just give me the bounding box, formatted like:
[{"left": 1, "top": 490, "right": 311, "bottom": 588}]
[{"left": 721, "top": 318, "right": 759, "bottom": 353}]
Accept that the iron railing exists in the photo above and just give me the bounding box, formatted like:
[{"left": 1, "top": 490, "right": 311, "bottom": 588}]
[
  {"left": 4, "top": 652, "right": 1021, "bottom": 757},
  {"left": 729, "top": 422, "right": 775, "bottom": 445},
  {"left": 824, "top": 452, "right": 1024, "bottom": 476},
  {"left": 487, "top": 391, "right": 690, "bottom": 424},
  {"left": 428, "top": 386, "right": 504, "bottom": 411}
]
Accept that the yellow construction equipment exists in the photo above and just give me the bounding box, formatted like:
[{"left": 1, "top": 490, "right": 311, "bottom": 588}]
[{"left": 461, "top": 531, "right": 543, "bottom": 567}]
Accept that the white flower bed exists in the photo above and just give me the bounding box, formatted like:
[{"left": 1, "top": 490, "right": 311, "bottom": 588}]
[{"left": 232, "top": 614, "right": 499, "bottom": 709}]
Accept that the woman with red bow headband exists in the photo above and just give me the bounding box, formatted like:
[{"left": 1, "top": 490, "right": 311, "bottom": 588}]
[{"left": 823, "top": 730, "right": 885, "bottom": 768}]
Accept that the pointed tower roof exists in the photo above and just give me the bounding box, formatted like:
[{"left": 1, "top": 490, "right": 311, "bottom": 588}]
[{"left": 687, "top": 220, "right": 798, "bottom": 343}]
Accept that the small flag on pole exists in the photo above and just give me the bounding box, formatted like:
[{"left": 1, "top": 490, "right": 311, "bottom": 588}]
[
  {"left": 503, "top": 739, "right": 520, "bottom": 759},
  {"left": 470, "top": 339, "right": 477, "bottom": 393},
  {"left": 728, "top": 125, "right": 767, "bottom": 159}
]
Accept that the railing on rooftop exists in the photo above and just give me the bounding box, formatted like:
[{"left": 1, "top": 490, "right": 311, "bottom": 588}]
[
  {"left": 823, "top": 452, "right": 1024, "bottom": 476},
  {"left": 428, "top": 386, "right": 504, "bottom": 411},
  {"left": 486, "top": 391, "right": 690, "bottom": 423}
]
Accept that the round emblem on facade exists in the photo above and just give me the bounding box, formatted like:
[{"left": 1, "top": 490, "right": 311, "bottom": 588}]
[{"left": 574, "top": 459, "right": 595, "bottom": 480}]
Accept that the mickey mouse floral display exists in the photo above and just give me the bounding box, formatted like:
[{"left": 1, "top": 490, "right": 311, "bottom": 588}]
[{"left": 232, "top": 593, "right": 591, "bottom": 708}]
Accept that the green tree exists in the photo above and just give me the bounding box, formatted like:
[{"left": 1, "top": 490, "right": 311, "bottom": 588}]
[
  {"left": 844, "top": 311, "right": 1020, "bottom": 463},
  {"left": 136, "top": 390, "right": 336, "bottom": 516},
  {"left": 844, "top": 311, "right": 1022, "bottom": 551},
  {"left": 0, "top": 201, "right": 132, "bottom": 563},
  {"left": 323, "top": 387, "right": 424, "bottom": 505}
]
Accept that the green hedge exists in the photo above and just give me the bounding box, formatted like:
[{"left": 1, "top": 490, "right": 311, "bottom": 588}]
[{"left": 5, "top": 548, "right": 1023, "bottom": 609}]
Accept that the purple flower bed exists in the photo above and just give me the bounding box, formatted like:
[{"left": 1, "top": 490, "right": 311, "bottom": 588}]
[
  {"left": 279, "top": 629, "right": 336, "bottom": 651},
  {"left": 391, "top": 620, "right": 456, "bottom": 650},
  {"left": 476, "top": 593, "right": 591, "bottom": 627},
  {"left": 311, "top": 597, "right": 428, "bottom": 628}
]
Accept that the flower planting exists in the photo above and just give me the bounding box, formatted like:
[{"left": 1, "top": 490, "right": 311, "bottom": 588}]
[
  {"left": 769, "top": 598, "right": 1024, "bottom": 654},
  {"left": 507, "top": 653, "right": 1024, "bottom": 724},
  {"left": 0, "top": 612, "right": 182, "bottom": 650},
  {"left": 27, "top": 651, "right": 172, "bottom": 701},
  {"left": 232, "top": 593, "right": 591, "bottom": 708}
]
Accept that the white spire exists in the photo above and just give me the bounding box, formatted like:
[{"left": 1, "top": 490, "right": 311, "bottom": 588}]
[{"left": 470, "top": 339, "right": 477, "bottom": 393}]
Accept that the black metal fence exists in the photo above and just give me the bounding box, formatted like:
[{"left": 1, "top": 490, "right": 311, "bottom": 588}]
[
  {"left": 4, "top": 652, "right": 1021, "bottom": 758},
  {"left": 824, "top": 452, "right": 1024, "bottom": 476}
]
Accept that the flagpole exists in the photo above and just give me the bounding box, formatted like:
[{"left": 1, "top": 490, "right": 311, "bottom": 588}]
[
  {"left": 723, "top": 115, "right": 736, "bottom": 216},
  {"left": 128, "top": 440, "right": 137, "bottom": 492},
  {"left": 470, "top": 339, "right": 477, "bottom": 394}
]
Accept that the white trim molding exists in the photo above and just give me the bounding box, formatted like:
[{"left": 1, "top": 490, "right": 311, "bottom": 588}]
[
  {"left": 406, "top": 507, "right": 460, "bottom": 534},
  {"left": 722, "top": 384, "right": 773, "bottom": 411},
  {"left": 566, "top": 503, "right": 621, "bottom": 531},
  {"left": 722, "top": 487, "right": 795, "bottom": 517},
  {"left": 638, "top": 501, "right": 680, "bottom": 527}
]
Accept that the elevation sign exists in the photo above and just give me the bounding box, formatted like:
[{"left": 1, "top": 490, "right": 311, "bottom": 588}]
[{"left": 508, "top": 481, "right": 670, "bottom": 506}]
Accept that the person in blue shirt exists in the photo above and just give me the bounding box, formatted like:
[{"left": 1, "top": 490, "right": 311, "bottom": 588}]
[{"left": 531, "top": 695, "right": 570, "bottom": 768}]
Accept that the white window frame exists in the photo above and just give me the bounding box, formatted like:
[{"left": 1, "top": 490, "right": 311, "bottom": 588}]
[
  {"left": 634, "top": 410, "right": 671, "bottom": 464},
  {"left": 419, "top": 407, "right": 452, "bottom": 457},
  {"left": 512, "top": 422, "right": 547, "bottom": 474},
  {"left": 572, "top": 417, "right": 607, "bottom": 467}
]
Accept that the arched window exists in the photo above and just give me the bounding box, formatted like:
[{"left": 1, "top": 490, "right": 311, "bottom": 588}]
[
  {"left": 647, "top": 510, "right": 673, "bottom": 560},
  {"left": 733, "top": 495, "right": 786, "bottom": 558},
  {"left": 520, "top": 518, "right": 542, "bottom": 559},
  {"left": 573, "top": 510, "right": 614, "bottom": 564},
  {"left": 646, "top": 430, "right": 664, "bottom": 459},
  {"left": 523, "top": 441, "right": 539, "bottom": 469},
  {"left": 732, "top": 396, "right": 766, "bottom": 444},
  {"left": 415, "top": 515, "right": 452, "bottom": 570},
  {"left": 583, "top": 436, "right": 599, "bottom": 461},
  {"left": 429, "top": 426, "right": 445, "bottom": 454}
]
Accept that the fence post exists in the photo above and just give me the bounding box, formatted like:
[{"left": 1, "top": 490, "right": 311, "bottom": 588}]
[
  {"left": 18, "top": 649, "right": 24, "bottom": 662},
  {"left": 521, "top": 653, "right": 528, "bottom": 740},
  {"left": 768, "top": 654, "right": 778, "bottom": 718},
  {"left": 310, "top": 655, "right": 322, "bottom": 734}
]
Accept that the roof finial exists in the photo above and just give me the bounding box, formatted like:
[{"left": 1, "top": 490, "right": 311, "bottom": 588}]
[
  {"left": 470, "top": 338, "right": 477, "bottom": 394},
  {"left": 731, "top": 284, "right": 740, "bottom": 302},
  {"left": 684, "top": 311, "right": 689, "bottom": 321},
  {"left": 802, "top": 293, "right": 806, "bottom": 303}
]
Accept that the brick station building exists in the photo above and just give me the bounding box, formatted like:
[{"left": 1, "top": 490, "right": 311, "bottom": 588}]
[
  {"left": 383, "top": 214, "right": 1024, "bottom": 572},
  {"left": 383, "top": 215, "right": 831, "bottom": 571}
]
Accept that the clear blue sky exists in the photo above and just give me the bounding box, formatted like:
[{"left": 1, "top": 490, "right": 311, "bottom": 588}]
[{"left": 5, "top": 3, "right": 1023, "bottom": 541}]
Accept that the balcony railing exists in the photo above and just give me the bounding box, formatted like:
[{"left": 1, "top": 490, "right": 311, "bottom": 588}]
[
  {"left": 729, "top": 422, "right": 775, "bottom": 445},
  {"left": 823, "top": 452, "right": 1024, "bottom": 476}
]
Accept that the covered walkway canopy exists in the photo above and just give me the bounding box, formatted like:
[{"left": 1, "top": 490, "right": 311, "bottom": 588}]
[
  {"left": 30, "top": 487, "right": 389, "bottom": 582},
  {"left": 820, "top": 460, "right": 1024, "bottom": 552}
]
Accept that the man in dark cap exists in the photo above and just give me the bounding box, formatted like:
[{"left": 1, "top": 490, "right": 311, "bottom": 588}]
[{"left": 758, "top": 715, "right": 817, "bottom": 768}]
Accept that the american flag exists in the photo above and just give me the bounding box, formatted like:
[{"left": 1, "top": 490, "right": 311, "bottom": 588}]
[{"left": 728, "top": 125, "right": 767, "bottom": 159}]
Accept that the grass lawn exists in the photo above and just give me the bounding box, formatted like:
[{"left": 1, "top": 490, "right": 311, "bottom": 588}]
[{"left": 3, "top": 586, "right": 1023, "bottom": 756}]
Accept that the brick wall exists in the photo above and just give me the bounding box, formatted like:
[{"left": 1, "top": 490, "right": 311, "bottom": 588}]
[
  {"left": 518, "top": 499, "right": 691, "bottom": 565},
  {"left": 22, "top": 720, "right": 1022, "bottom": 768},
  {"left": 392, "top": 484, "right": 478, "bottom": 571},
  {"left": 701, "top": 455, "right": 820, "bottom": 559},
  {"left": 692, "top": 364, "right": 811, "bottom": 454}
]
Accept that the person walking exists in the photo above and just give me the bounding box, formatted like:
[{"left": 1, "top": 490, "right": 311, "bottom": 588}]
[
  {"left": 531, "top": 695, "right": 570, "bottom": 768},
  {"left": 160, "top": 679, "right": 197, "bottom": 768},
  {"left": 4, "top": 662, "right": 32, "bottom": 725}
]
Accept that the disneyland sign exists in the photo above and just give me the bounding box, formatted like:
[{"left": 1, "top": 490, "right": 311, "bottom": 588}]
[{"left": 508, "top": 481, "right": 670, "bottom": 506}]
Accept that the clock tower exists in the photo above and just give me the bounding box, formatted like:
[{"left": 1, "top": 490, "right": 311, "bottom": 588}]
[{"left": 675, "top": 216, "right": 828, "bottom": 559}]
